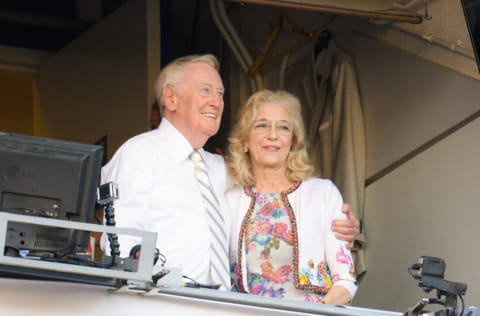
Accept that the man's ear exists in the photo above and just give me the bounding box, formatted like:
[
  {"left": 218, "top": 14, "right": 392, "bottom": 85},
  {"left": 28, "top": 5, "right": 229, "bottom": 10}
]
[{"left": 163, "top": 85, "right": 176, "bottom": 111}]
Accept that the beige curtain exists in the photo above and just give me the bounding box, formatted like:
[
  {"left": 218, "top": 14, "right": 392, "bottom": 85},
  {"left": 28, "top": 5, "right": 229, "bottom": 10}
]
[{"left": 280, "top": 35, "right": 367, "bottom": 276}]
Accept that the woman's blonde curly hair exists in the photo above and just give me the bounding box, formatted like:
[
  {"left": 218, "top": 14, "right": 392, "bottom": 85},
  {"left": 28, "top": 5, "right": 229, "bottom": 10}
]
[{"left": 225, "top": 89, "right": 314, "bottom": 186}]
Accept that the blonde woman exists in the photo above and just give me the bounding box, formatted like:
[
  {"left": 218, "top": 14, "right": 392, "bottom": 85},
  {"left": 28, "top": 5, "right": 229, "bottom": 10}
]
[{"left": 225, "top": 90, "right": 357, "bottom": 304}]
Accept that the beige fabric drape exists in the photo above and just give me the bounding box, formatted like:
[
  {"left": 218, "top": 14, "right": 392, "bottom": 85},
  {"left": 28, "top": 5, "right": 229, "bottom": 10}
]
[{"left": 279, "top": 36, "right": 367, "bottom": 276}]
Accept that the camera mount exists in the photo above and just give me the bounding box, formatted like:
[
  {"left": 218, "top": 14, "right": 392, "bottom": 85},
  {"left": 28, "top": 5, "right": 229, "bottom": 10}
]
[{"left": 405, "top": 256, "right": 467, "bottom": 316}]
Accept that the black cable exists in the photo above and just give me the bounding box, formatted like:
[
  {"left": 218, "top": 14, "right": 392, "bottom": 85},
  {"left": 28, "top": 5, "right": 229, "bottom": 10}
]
[
  {"left": 41, "top": 255, "right": 111, "bottom": 269},
  {"left": 181, "top": 275, "right": 221, "bottom": 289},
  {"left": 157, "top": 251, "right": 167, "bottom": 266},
  {"left": 182, "top": 275, "right": 201, "bottom": 288},
  {"left": 459, "top": 294, "right": 465, "bottom": 316}
]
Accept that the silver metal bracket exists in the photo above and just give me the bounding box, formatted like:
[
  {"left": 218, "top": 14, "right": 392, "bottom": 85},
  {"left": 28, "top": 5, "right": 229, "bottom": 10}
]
[{"left": 0, "top": 212, "right": 157, "bottom": 285}]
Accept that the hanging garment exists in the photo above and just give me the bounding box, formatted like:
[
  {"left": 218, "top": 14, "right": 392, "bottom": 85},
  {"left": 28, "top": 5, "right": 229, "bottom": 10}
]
[{"left": 279, "top": 33, "right": 367, "bottom": 277}]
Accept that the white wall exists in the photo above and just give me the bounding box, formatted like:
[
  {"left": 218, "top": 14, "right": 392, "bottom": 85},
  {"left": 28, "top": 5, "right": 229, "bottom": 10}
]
[
  {"left": 332, "top": 20, "right": 480, "bottom": 311},
  {"left": 358, "top": 117, "right": 480, "bottom": 311},
  {"left": 337, "top": 24, "right": 480, "bottom": 178},
  {"left": 35, "top": 0, "right": 160, "bottom": 158}
]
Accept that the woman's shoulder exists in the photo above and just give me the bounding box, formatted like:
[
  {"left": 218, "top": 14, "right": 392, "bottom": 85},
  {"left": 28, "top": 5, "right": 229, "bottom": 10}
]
[
  {"left": 299, "top": 178, "right": 342, "bottom": 199},
  {"left": 302, "top": 177, "right": 336, "bottom": 189}
]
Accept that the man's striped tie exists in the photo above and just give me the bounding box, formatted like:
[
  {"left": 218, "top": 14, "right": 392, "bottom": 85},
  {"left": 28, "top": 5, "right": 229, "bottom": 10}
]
[{"left": 190, "top": 150, "right": 229, "bottom": 290}]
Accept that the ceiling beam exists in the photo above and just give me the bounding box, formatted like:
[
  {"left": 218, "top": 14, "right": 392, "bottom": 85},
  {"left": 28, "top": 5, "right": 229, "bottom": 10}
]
[{"left": 225, "top": 0, "right": 423, "bottom": 24}]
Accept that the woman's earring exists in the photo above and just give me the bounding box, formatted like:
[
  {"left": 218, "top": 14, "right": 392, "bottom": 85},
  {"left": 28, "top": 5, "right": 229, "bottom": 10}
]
[{"left": 243, "top": 146, "right": 248, "bottom": 153}]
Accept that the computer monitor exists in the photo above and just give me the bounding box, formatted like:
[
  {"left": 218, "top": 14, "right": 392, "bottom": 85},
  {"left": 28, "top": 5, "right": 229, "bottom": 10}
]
[
  {"left": 461, "top": 0, "right": 480, "bottom": 73},
  {"left": 0, "top": 132, "right": 103, "bottom": 258}
]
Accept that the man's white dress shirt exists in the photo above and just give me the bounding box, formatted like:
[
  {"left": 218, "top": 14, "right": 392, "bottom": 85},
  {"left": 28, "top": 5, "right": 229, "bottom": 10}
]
[{"left": 100, "top": 118, "right": 230, "bottom": 286}]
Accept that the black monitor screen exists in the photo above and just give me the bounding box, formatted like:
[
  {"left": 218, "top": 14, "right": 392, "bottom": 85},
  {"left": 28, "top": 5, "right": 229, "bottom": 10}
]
[
  {"left": 0, "top": 132, "right": 102, "bottom": 257},
  {"left": 461, "top": 0, "right": 480, "bottom": 73}
]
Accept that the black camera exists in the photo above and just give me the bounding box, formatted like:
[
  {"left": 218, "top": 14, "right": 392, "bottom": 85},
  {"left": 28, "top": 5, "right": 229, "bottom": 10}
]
[
  {"left": 409, "top": 256, "right": 445, "bottom": 280},
  {"left": 406, "top": 256, "right": 468, "bottom": 316},
  {"left": 96, "top": 182, "right": 119, "bottom": 206}
]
